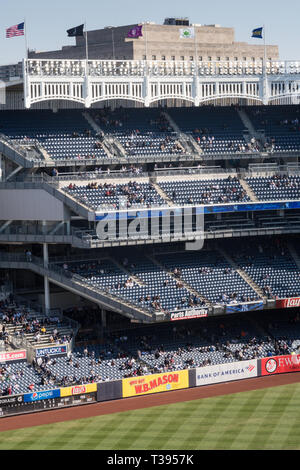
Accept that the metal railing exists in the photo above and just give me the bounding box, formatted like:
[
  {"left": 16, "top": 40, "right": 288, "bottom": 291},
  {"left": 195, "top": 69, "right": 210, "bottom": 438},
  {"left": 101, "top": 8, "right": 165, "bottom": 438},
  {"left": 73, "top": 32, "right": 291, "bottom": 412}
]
[
  {"left": 25, "top": 59, "right": 300, "bottom": 78},
  {"left": 4, "top": 162, "right": 300, "bottom": 187},
  {"left": 0, "top": 253, "right": 157, "bottom": 320}
]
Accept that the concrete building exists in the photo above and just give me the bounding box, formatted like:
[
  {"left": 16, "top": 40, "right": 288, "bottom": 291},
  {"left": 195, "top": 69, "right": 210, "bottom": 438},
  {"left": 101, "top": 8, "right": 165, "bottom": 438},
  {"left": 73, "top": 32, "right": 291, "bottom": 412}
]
[
  {"left": 28, "top": 19, "right": 279, "bottom": 62},
  {"left": 0, "top": 62, "right": 23, "bottom": 82}
]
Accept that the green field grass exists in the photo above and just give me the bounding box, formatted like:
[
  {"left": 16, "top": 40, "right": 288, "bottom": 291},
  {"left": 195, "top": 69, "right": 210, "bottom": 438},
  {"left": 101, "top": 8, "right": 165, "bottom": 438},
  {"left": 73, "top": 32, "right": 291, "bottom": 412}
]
[{"left": 1, "top": 381, "right": 300, "bottom": 450}]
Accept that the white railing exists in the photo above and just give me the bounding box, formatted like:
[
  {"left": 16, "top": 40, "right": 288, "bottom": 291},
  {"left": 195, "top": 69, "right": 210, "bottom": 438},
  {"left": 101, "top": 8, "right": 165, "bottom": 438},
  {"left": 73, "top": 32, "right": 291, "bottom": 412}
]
[
  {"left": 24, "top": 59, "right": 300, "bottom": 78},
  {"left": 23, "top": 59, "right": 300, "bottom": 108}
]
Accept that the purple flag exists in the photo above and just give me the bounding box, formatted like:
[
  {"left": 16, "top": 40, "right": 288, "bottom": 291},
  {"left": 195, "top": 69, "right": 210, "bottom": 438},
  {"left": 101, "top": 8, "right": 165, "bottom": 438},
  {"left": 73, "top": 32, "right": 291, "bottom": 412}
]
[{"left": 127, "top": 25, "right": 143, "bottom": 38}]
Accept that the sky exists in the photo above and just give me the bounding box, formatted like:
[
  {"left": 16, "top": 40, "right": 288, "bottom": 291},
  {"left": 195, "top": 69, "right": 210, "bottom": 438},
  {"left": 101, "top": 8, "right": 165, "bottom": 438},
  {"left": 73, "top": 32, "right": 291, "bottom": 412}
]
[{"left": 0, "top": 0, "right": 299, "bottom": 65}]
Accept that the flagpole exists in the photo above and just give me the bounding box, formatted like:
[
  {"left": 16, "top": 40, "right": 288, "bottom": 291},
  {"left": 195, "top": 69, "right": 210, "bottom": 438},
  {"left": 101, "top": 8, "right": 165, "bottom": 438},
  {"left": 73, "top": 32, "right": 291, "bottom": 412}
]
[
  {"left": 24, "top": 18, "right": 28, "bottom": 59},
  {"left": 263, "top": 24, "right": 266, "bottom": 71},
  {"left": 84, "top": 21, "right": 89, "bottom": 62},
  {"left": 263, "top": 24, "right": 267, "bottom": 104},
  {"left": 194, "top": 25, "right": 198, "bottom": 66},
  {"left": 144, "top": 23, "right": 148, "bottom": 60},
  {"left": 112, "top": 28, "right": 115, "bottom": 60}
]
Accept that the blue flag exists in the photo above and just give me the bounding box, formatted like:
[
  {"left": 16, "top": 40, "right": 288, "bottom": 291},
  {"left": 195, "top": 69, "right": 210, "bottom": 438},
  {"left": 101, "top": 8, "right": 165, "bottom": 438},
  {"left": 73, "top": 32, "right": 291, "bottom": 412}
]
[{"left": 252, "top": 27, "right": 263, "bottom": 38}]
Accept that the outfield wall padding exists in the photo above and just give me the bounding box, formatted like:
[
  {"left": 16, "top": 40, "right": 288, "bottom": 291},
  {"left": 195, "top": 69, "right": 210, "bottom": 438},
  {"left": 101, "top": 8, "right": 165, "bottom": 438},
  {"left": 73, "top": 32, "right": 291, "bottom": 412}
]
[
  {"left": 188, "top": 368, "right": 196, "bottom": 388},
  {"left": 2, "top": 354, "right": 300, "bottom": 418},
  {"left": 97, "top": 379, "right": 122, "bottom": 402}
]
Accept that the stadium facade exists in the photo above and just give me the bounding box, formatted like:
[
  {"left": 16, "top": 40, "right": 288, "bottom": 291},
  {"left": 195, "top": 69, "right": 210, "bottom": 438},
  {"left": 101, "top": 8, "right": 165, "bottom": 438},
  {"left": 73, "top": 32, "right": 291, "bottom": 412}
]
[
  {"left": 0, "top": 18, "right": 300, "bottom": 413},
  {"left": 28, "top": 20, "right": 278, "bottom": 62}
]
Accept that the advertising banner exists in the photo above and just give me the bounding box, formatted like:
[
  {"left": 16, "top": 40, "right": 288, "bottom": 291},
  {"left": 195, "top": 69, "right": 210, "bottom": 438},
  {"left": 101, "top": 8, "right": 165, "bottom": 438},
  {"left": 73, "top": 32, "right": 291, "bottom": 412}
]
[
  {"left": 60, "top": 383, "right": 97, "bottom": 397},
  {"left": 195, "top": 359, "right": 258, "bottom": 387},
  {"left": 122, "top": 370, "right": 189, "bottom": 398},
  {"left": 56, "top": 393, "right": 97, "bottom": 408},
  {"left": 170, "top": 308, "right": 208, "bottom": 321},
  {"left": 0, "top": 350, "right": 26, "bottom": 363},
  {"left": 226, "top": 301, "right": 264, "bottom": 314},
  {"left": 95, "top": 201, "right": 300, "bottom": 221},
  {"left": 276, "top": 297, "right": 300, "bottom": 309},
  {"left": 23, "top": 388, "right": 60, "bottom": 403},
  {"left": 261, "top": 354, "right": 300, "bottom": 376},
  {"left": 204, "top": 200, "right": 300, "bottom": 214},
  {"left": 0, "top": 394, "right": 23, "bottom": 407},
  {"left": 35, "top": 345, "right": 67, "bottom": 359},
  {"left": 0, "top": 392, "right": 98, "bottom": 418}
]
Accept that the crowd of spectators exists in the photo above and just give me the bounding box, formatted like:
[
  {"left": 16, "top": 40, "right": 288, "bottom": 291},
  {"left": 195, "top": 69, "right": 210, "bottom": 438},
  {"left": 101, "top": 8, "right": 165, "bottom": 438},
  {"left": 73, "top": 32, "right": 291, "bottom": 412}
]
[
  {"left": 66, "top": 180, "right": 164, "bottom": 209},
  {"left": 90, "top": 108, "right": 171, "bottom": 133},
  {"left": 0, "top": 299, "right": 72, "bottom": 346},
  {"left": 162, "top": 175, "right": 249, "bottom": 206},
  {"left": 193, "top": 132, "right": 260, "bottom": 154},
  {"left": 0, "top": 363, "right": 28, "bottom": 396},
  {"left": 267, "top": 173, "right": 300, "bottom": 190},
  {"left": 122, "top": 131, "right": 184, "bottom": 156},
  {"left": 1, "top": 297, "right": 300, "bottom": 395},
  {"left": 89, "top": 107, "right": 185, "bottom": 157}
]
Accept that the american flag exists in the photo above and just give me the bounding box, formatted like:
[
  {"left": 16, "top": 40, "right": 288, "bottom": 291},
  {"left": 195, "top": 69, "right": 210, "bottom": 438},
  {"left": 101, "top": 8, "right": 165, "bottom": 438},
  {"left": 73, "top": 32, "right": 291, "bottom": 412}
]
[{"left": 6, "top": 22, "right": 24, "bottom": 38}]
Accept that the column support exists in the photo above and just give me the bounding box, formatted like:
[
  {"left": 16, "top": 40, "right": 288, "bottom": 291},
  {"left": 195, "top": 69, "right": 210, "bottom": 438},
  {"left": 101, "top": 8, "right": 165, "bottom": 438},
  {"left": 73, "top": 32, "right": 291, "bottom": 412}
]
[
  {"left": 43, "top": 242, "right": 50, "bottom": 313},
  {"left": 143, "top": 76, "right": 150, "bottom": 107}
]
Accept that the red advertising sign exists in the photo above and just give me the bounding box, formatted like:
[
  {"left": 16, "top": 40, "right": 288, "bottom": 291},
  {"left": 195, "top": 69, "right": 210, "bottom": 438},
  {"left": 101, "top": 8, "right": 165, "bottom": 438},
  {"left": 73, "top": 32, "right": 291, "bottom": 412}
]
[
  {"left": 276, "top": 297, "right": 300, "bottom": 309},
  {"left": 0, "top": 350, "right": 26, "bottom": 363},
  {"left": 71, "top": 385, "right": 87, "bottom": 395},
  {"left": 261, "top": 354, "right": 300, "bottom": 376}
]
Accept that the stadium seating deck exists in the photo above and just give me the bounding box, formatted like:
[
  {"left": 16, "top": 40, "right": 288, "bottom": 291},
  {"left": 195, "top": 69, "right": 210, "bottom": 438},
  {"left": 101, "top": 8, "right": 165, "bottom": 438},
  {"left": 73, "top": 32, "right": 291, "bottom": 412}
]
[
  {"left": 224, "top": 238, "right": 300, "bottom": 299},
  {"left": 2, "top": 306, "right": 298, "bottom": 396},
  {"left": 64, "top": 180, "right": 166, "bottom": 210},
  {"left": 89, "top": 107, "right": 185, "bottom": 157},
  {"left": 166, "top": 106, "right": 258, "bottom": 154},
  {"left": 61, "top": 172, "right": 300, "bottom": 211},
  {"left": 246, "top": 174, "right": 300, "bottom": 201},
  {"left": 158, "top": 175, "right": 250, "bottom": 205},
  {"left": 245, "top": 105, "right": 300, "bottom": 153},
  {"left": 0, "top": 110, "right": 108, "bottom": 161},
  {"left": 2, "top": 101, "right": 300, "bottom": 402},
  {"left": 57, "top": 255, "right": 206, "bottom": 314},
  {"left": 155, "top": 249, "right": 260, "bottom": 304}
]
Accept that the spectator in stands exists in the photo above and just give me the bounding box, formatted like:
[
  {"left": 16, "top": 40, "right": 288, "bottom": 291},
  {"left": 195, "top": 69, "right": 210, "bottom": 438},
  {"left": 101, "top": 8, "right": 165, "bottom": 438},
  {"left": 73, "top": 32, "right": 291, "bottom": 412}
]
[{"left": 25, "top": 249, "right": 32, "bottom": 262}]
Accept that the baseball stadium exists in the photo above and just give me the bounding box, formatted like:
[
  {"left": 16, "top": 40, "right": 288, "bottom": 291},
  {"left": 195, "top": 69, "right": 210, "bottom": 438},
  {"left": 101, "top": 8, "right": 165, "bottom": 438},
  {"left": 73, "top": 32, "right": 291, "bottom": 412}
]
[{"left": 1, "top": 4, "right": 300, "bottom": 453}]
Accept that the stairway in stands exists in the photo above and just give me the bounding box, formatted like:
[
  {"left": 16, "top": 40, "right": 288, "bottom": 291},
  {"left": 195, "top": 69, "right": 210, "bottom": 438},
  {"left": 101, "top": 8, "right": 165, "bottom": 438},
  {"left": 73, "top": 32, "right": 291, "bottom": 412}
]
[
  {"left": 236, "top": 107, "right": 266, "bottom": 150},
  {"left": 148, "top": 253, "right": 213, "bottom": 307},
  {"left": 161, "top": 111, "right": 203, "bottom": 158},
  {"left": 83, "top": 111, "right": 125, "bottom": 159},
  {"left": 217, "top": 245, "right": 266, "bottom": 300}
]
